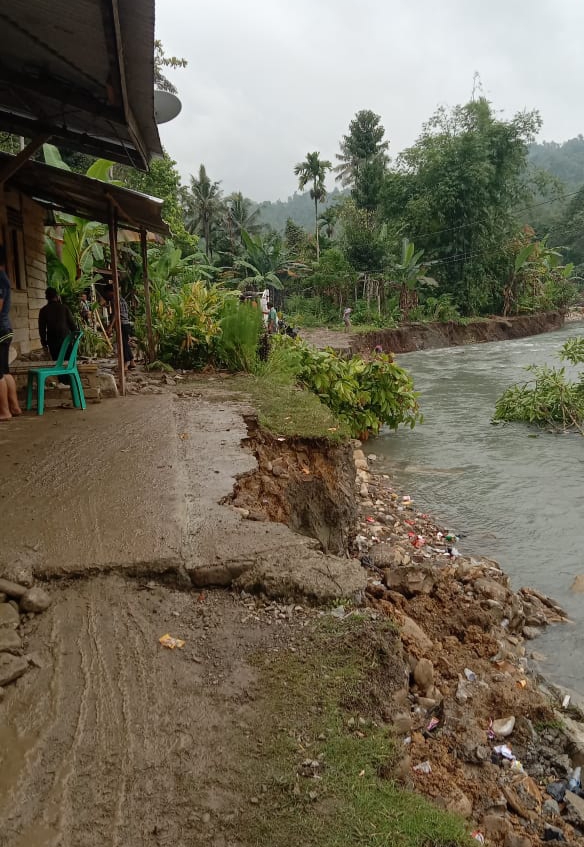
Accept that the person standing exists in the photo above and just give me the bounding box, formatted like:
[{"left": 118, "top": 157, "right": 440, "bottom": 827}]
[
  {"left": 267, "top": 301, "right": 278, "bottom": 334},
  {"left": 0, "top": 245, "right": 22, "bottom": 421},
  {"left": 39, "top": 288, "right": 77, "bottom": 360},
  {"left": 103, "top": 284, "right": 135, "bottom": 371}
]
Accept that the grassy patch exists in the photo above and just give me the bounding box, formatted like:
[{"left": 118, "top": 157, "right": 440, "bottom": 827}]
[
  {"left": 221, "top": 374, "right": 350, "bottom": 442},
  {"left": 241, "top": 618, "right": 470, "bottom": 847}
]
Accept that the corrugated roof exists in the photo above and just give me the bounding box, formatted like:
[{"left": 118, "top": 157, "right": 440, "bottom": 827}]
[
  {"left": 0, "top": 0, "right": 162, "bottom": 168},
  {"left": 2, "top": 153, "right": 170, "bottom": 235}
]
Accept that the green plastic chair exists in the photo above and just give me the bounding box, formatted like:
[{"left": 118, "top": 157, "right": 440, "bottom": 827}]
[{"left": 26, "top": 331, "right": 86, "bottom": 415}]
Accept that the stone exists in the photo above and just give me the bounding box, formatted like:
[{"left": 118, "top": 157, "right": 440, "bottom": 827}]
[
  {"left": 96, "top": 372, "right": 119, "bottom": 398},
  {"left": 0, "top": 653, "right": 28, "bottom": 686},
  {"left": 413, "top": 658, "right": 434, "bottom": 692},
  {"left": 384, "top": 565, "right": 435, "bottom": 597},
  {"left": 543, "top": 824, "right": 566, "bottom": 841},
  {"left": 504, "top": 836, "right": 533, "bottom": 847},
  {"left": 522, "top": 626, "right": 540, "bottom": 640},
  {"left": 0, "top": 564, "right": 33, "bottom": 588},
  {"left": 445, "top": 788, "right": 473, "bottom": 818},
  {"left": 0, "top": 629, "right": 22, "bottom": 653},
  {"left": 399, "top": 615, "right": 433, "bottom": 653},
  {"left": 392, "top": 713, "right": 412, "bottom": 734},
  {"left": 571, "top": 575, "right": 584, "bottom": 594},
  {"left": 543, "top": 798, "right": 561, "bottom": 818},
  {"left": 0, "top": 578, "right": 27, "bottom": 599},
  {"left": 493, "top": 716, "right": 516, "bottom": 737},
  {"left": 474, "top": 577, "right": 509, "bottom": 604},
  {"left": 20, "top": 587, "right": 52, "bottom": 613},
  {"left": 564, "top": 790, "right": 584, "bottom": 829},
  {"left": 0, "top": 604, "right": 19, "bottom": 628},
  {"left": 483, "top": 813, "right": 511, "bottom": 838}
]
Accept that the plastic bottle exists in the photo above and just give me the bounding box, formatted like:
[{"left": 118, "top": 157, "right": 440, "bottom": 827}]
[{"left": 568, "top": 766, "right": 581, "bottom": 792}]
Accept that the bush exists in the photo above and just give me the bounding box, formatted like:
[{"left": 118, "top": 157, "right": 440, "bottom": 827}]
[
  {"left": 284, "top": 295, "right": 338, "bottom": 328},
  {"left": 494, "top": 337, "right": 584, "bottom": 431},
  {"left": 270, "top": 335, "right": 421, "bottom": 438},
  {"left": 216, "top": 300, "right": 264, "bottom": 372},
  {"left": 350, "top": 298, "right": 399, "bottom": 328}
]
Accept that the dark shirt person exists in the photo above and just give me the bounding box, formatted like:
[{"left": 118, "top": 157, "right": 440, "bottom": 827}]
[
  {"left": 38, "top": 287, "right": 77, "bottom": 361},
  {"left": 102, "top": 284, "right": 135, "bottom": 371}
]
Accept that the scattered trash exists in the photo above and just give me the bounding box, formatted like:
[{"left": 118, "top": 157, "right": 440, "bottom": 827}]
[
  {"left": 330, "top": 606, "right": 346, "bottom": 619},
  {"left": 413, "top": 761, "right": 432, "bottom": 774},
  {"left": 402, "top": 495, "right": 412, "bottom": 504},
  {"left": 546, "top": 781, "right": 567, "bottom": 803},
  {"left": 445, "top": 532, "right": 458, "bottom": 542},
  {"left": 516, "top": 679, "right": 527, "bottom": 689},
  {"left": 464, "top": 668, "right": 477, "bottom": 682},
  {"left": 159, "top": 633, "right": 185, "bottom": 649},
  {"left": 562, "top": 694, "right": 571, "bottom": 709},
  {"left": 448, "top": 546, "right": 460, "bottom": 558},
  {"left": 412, "top": 535, "right": 425, "bottom": 548},
  {"left": 426, "top": 716, "right": 440, "bottom": 732},
  {"left": 471, "top": 833, "right": 485, "bottom": 844},
  {"left": 493, "top": 744, "right": 515, "bottom": 760}
]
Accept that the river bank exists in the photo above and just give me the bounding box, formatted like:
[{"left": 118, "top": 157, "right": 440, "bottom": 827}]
[
  {"left": 301, "top": 311, "right": 565, "bottom": 354},
  {"left": 354, "top": 446, "right": 584, "bottom": 845}
]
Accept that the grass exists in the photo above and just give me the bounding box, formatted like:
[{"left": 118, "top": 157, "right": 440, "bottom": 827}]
[
  {"left": 239, "top": 618, "right": 471, "bottom": 847},
  {"left": 224, "top": 373, "right": 350, "bottom": 442}
]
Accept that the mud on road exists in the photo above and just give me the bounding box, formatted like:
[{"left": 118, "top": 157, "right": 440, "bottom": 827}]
[{"left": 0, "top": 575, "right": 307, "bottom": 847}]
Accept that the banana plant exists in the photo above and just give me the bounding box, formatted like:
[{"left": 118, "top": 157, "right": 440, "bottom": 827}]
[{"left": 393, "top": 238, "right": 437, "bottom": 319}]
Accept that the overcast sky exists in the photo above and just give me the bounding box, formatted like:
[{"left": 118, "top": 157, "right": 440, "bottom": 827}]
[{"left": 156, "top": 0, "right": 584, "bottom": 202}]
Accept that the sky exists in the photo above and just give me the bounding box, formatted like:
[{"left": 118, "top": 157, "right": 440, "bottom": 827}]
[{"left": 156, "top": 0, "right": 584, "bottom": 202}]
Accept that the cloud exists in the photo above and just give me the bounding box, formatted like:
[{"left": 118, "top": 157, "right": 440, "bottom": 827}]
[{"left": 156, "top": 0, "right": 584, "bottom": 200}]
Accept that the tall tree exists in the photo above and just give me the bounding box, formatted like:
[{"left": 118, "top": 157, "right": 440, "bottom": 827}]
[
  {"left": 154, "top": 40, "right": 188, "bottom": 94},
  {"left": 294, "top": 151, "right": 332, "bottom": 259},
  {"left": 335, "top": 110, "right": 389, "bottom": 209},
  {"left": 185, "top": 165, "right": 224, "bottom": 257},
  {"left": 225, "top": 192, "right": 262, "bottom": 249}
]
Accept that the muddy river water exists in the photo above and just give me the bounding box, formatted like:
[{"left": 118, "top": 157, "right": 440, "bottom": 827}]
[{"left": 375, "top": 323, "right": 584, "bottom": 696}]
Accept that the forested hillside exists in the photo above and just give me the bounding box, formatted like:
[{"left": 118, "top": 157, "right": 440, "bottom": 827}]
[
  {"left": 252, "top": 187, "right": 347, "bottom": 232},
  {"left": 528, "top": 137, "right": 584, "bottom": 191}
]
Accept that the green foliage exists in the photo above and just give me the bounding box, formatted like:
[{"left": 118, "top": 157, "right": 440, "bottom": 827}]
[
  {"left": 184, "top": 164, "right": 225, "bottom": 257},
  {"left": 408, "top": 294, "right": 461, "bottom": 323},
  {"left": 216, "top": 300, "right": 264, "bottom": 372},
  {"left": 494, "top": 337, "right": 584, "bottom": 431},
  {"left": 350, "top": 299, "right": 398, "bottom": 327},
  {"left": 307, "top": 248, "right": 358, "bottom": 305},
  {"left": 335, "top": 110, "right": 389, "bottom": 212},
  {"left": 80, "top": 328, "right": 111, "bottom": 358},
  {"left": 294, "top": 151, "right": 333, "bottom": 259},
  {"left": 271, "top": 336, "right": 421, "bottom": 437},
  {"left": 284, "top": 294, "right": 339, "bottom": 327}
]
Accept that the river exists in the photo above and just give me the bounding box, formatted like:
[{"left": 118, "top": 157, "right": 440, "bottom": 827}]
[{"left": 375, "top": 322, "right": 584, "bottom": 696}]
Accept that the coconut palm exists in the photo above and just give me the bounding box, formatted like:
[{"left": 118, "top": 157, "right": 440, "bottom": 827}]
[
  {"left": 294, "top": 152, "right": 332, "bottom": 260},
  {"left": 225, "top": 192, "right": 262, "bottom": 248},
  {"left": 184, "top": 165, "right": 224, "bottom": 257},
  {"left": 318, "top": 205, "right": 339, "bottom": 241}
]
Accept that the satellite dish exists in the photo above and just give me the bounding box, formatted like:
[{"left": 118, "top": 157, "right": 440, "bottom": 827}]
[{"left": 154, "top": 90, "right": 182, "bottom": 124}]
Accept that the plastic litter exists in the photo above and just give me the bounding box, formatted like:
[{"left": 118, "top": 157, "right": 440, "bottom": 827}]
[
  {"left": 413, "top": 761, "right": 431, "bottom": 774},
  {"left": 330, "top": 606, "right": 346, "bottom": 619},
  {"left": 493, "top": 744, "right": 515, "bottom": 760},
  {"left": 471, "top": 833, "right": 485, "bottom": 844},
  {"left": 426, "top": 717, "right": 440, "bottom": 732},
  {"left": 159, "top": 633, "right": 185, "bottom": 649},
  {"left": 464, "top": 668, "right": 477, "bottom": 682},
  {"left": 568, "top": 766, "right": 581, "bottom": 792},
  {"left": 562, "top": 694, "right": 571, "bottom": 709},
  {"left": 448, "top": 546, "right": 460, "bottom": 558},
  {"left": 546, "top": 781, "right": 567, "bottom": 803},
  {"left": 412, "top": 535, "right": 426, "bottom": 549}
]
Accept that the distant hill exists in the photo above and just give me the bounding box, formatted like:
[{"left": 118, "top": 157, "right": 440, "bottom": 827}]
[
  {"left": 253, "top": 187, "right": 348, "bottom": 233},
  {"left": 528, "top": 137, "right": 584, "bottom": 191}
]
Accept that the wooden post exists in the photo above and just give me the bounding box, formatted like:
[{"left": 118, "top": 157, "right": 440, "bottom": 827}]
[
  {"left": 0, "top": 135, "right": 51, "bottom": 184},
  {"left": 140, "top": 229, "right": 155, "bottom": 362},
  {"left": 107, "top": 202, "right": 126, "bottom": 397}
]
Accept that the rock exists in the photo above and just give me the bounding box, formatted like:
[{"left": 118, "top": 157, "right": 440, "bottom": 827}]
[
  {"left": 483, "top": 813, "right": 511, "bottom": 838},
  {"left": 20, "top": 587, "right": 51, "bottom": 613},
  {"left": 543, "top": 798, "right": 561, "bottom": 818},
  {"left": 413, "top": 658, "right": 434, "bottom": 692},
  {"left": 0, "top": 564, "right": 33, "bottom": 588},
  {"left": 571, "top": 575, "right": 584, "bottom": 594},
  {"left": 522, "top": 626, "right": 540, "bottom": 640},
  {"left": 564, "top": 791, "right": 584, "bottom": 829},
  {"left": 399, "top": 615, "right": 433, "bottom": 653},
  {"left": 0, "top": 578, "right": 27, "bottom": 599},
  {"left": 504, "top": 836, "right": 533, "bottom": 847},
  {"left": 96, "top": 371, "right": 119, "bottom": 398},
  {"left": 445, "top": 788, "right": 473, "bottom": 818},
  {"left": 360, "top": 483, "right": 369, "bottom": 498},
  {"left": 0, "top": 604, "right": 20, "bottom": 628},
  {"left": 493, "top": 716, "right": 516, "bottom": 737},
  {"left": 543, "top": 824, "right": 566, "bottom": 841},
  {"left": 474, "top": 577, "right": 509, "bottom": 604},
  {"left": 392, "top": 713, "right": 412, "bottom": 734},
  {"left": 0, "top": 653, "right": 28, "bottom": 686},
  {"left": 384, "top": 565, "right": 435, "bottom": 597},
  {"left": 0, "top": 629, "right": 21, "bottom": 653}
]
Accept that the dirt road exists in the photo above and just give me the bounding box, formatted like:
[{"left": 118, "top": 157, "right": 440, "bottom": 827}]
[{"left": 0, "top": 575, "right": 283, "bottom": 847}]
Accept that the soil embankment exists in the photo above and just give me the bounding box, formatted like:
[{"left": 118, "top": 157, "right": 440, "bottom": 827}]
[{"left": 301, "top": 311, "right": 565, "bottom": 354}]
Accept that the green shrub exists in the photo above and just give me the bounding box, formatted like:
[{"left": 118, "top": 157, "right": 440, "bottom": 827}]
[
  {"left": 270, "top": 335, "right": 421, "bottom": 437},
  {"left": 284, "top": 295, "right": 338, "bottom": 327},
  {"left": 216, "top": 300, "right": 264, "bottom": 372}
]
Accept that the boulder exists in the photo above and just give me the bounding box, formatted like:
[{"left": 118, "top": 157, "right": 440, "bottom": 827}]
[
  {"left": 564, "top": 791, "right": 584, "bottom": 830},
  {"left": 0, "top": 564, "right": 33, "bottom": 588},
  {"left": 413, "top": 658, "right": 434, "bottom": 692},
  {"left": 571, "top": 575, "right": 584, "bottom": 594},
  {"left": 0, "top": 653, "right": 28, "bottom": 686},
  {"left": 0, "top": 629, "right": 22, "bottom": 653},
  {"left": 384, "top": 565, "right": 435, "bottom": 597},
  {"left": 493, "top": 716, "right": 516, "bottom": 737},
  {"left": 0, "top": 578, "right": 27, "bottom": 599},
  {"left": 400, "top": 615, "right": 433, "bottom": 653},
  {"left": 445, "top": 788, "right": 473, "bottom": 818},
  {"left": 473, "top": 577, "right": 509, "bottom": 604},
  {"left": 483, "top": 813, "right": 512, "bottom": 839},
  {"left": 0, "top": 603, "right": 19, "bottom": 628},
  {"left": 20, "top": 587, "right": 52, "bottom": 613},
  {"left": 96, "top": 371, "right": 119, "bottom": 398},
  {"left": 392, "top": 713, "right": 412, "bottom": 734}
]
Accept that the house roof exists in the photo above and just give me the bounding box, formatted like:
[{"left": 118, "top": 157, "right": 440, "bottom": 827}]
[
  {"left": 0, "top": 0, "right": 162, "bottom": 169},
  {"left": 2, "top": 153, "right": 170, "bottom": 236}
]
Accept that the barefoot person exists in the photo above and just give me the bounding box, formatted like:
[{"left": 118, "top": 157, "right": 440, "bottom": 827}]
[{"left": 0, "top": 245, "right": 22, "bottom": 421}]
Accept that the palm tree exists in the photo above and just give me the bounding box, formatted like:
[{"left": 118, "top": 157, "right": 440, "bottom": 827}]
[
  {"left": 225, "top": 192, "right": 262, "bottom": 249},
  {"left": 185, "top": 164, "right": 224, "bottom": 257},
  {"left": 318, "top": 205, "right": 339, "bottom": 241},
  {"left": 294, "top": 152, "right": 332, "bottom": 260},
  {"left": 393, "top": 238, "right": 437, "bottom": 319}
]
